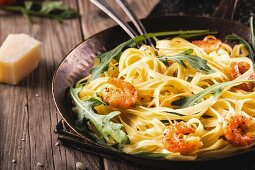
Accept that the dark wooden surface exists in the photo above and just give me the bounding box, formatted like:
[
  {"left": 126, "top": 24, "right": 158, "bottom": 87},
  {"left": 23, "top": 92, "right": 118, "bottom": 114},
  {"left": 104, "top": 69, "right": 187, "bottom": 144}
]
[{"left": 0, "top": 0, "right": 158, "bottom": 169}]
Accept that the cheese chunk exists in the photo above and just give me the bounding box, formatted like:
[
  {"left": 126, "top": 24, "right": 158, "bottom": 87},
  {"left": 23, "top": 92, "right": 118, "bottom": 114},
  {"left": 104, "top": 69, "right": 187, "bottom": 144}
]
[{"left": 0, "top": 33, "right": 41, "bottom": 85}]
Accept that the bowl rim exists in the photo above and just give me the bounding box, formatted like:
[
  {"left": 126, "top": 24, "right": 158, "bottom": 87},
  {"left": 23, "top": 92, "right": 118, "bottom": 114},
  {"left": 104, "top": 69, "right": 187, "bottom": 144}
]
[{"left": 51, "top": 15, "right": 254, "bottom": 163}]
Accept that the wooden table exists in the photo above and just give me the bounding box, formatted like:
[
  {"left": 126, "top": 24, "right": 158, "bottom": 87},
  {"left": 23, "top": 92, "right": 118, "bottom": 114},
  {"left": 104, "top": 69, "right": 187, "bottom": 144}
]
[{"left": 0, "top": 0, "right": 159, "bottom": 169}]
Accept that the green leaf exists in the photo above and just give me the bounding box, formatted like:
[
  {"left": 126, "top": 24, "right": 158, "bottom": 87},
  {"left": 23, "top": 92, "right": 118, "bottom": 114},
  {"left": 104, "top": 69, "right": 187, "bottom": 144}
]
[
  {"left": 226, "top": 34, "right": 255, "bottom": 63},
  {"left": 174, "top": 79, "right": 255, "bottom": 108},
  {"left": 134, "top": 152, "right": 169, "bottom": 158},
  {"left": 171, "top": 98, "right": 188, "bottom": 107},
  {"left": 21, "top": 8, "right": 32, "bottom": 23},
  {"left": 40, "top": 1, "right": 79, "bottom": 19},
  {"left": 90, "top": 30, "right": 217, "bottom": 81},
  {"left": 0, "top": 1, "right": 80, "bottom": 22},
  {"left": 70, "top": 86, "right": 130, "bottom": 146},
  {"left": 158, "top": 49, "right": 214, "bottom": 74},
  {"left": 90, "top": 41, "right": 130, "bottom": 80},
  {"left": 179, "top": 31, "right": 217, "bottom": 39},
  {"left": 87, "top": 97, "right": 105, "bottom": 107},
  {"left": 58, "top": 9, "right": 80, "bottom": 19},
  {"left": 40, "top": 1, "right": 66, "bottom": 14},
  {"left": 24, "top": 1, "right": 33, "bottom": 10}
]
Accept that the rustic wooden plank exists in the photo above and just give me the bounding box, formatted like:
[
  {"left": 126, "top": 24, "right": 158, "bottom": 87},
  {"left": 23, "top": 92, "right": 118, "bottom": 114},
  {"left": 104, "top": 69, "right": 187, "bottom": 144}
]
[
  {"left": 0, "top": 14, "right": 32, "bottom": 170},
  {"left": 0, "top": 1, "right": 103, "bottom": 170},
  {"left": 78, "top": 0, "right": 160, "bottom": 38},
  {"left": 77, "top": 1, "right": 158, "bottom": 170}
]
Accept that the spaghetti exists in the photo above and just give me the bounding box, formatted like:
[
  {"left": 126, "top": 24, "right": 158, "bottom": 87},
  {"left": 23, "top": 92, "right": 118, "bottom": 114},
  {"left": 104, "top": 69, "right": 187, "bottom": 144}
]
[{"left": 74, "top": 35, "right": 255, "bottom": 160}]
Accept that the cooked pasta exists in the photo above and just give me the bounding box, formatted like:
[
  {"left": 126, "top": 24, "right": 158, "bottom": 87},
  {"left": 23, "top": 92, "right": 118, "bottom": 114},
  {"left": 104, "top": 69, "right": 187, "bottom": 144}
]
[{"left": 74, "top": 35, "right": 255, "bottom": 160}]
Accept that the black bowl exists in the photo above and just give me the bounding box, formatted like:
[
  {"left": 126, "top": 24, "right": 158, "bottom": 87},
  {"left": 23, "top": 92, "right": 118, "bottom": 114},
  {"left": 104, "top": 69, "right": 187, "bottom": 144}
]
[{"left": 52, "top": 16, "right": 255, "bottom": 169}]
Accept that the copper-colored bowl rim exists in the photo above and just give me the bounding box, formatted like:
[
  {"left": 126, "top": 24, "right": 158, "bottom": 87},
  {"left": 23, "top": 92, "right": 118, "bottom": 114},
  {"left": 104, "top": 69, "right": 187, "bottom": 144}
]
[{"left": 52, "top": 15, "right": 255, "bottom": 165}]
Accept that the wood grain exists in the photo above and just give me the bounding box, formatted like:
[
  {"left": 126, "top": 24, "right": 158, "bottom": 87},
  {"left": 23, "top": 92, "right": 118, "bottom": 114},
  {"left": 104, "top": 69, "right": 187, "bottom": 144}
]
[
  {"left": 0, "top": 14, "right": 32, "bottom": 170},
  {"left": 0, "top": 0, "right": 157, "bottom": 169},
  {"left": 0, "top": 1, "right": 102, "bottom": 170}
]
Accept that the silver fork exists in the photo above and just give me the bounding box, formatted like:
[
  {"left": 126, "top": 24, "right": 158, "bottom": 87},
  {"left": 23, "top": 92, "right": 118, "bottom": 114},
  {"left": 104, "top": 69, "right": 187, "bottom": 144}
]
[
  {"left": 89, "top": 0, "right": 154, "bottom": 46},
  {"left": 214, "top": 0, "right": 239, "bottom": 20}
]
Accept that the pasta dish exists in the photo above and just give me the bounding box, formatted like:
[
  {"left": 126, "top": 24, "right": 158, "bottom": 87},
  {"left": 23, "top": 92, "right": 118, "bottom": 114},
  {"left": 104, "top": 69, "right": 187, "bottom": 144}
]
[{"left": 70, "top": 31, "right": 255, "bottom": 160}]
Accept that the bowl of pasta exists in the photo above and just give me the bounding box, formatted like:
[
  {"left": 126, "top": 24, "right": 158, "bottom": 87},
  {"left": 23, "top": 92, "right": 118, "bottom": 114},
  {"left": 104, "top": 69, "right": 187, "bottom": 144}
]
[{"left": 52, "top": 16, "right": 255, "bottom": 168}]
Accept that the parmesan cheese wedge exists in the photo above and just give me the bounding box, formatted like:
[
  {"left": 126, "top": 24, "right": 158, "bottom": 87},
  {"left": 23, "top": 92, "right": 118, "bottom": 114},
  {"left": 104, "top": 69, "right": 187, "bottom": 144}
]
[{"left": 0, "top": 33, "right": 41, "bottom": 85}]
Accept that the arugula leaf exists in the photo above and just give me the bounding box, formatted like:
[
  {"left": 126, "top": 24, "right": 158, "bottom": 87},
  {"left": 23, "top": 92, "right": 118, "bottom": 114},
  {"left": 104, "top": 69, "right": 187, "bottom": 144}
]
[
  {"left": 158, "top": 49, "right": 214, "bottom": 74},
  {"left": 225, "top": 34, "right": 255, "bottom": 63},
  {"left": 40, "top": 1, "right": 68, "bottom": 14},
  {"left": 70, "top": 86, "right": 130, "bottom": 146},
  {"left": 90, "top": 41, "right": 129, "bottom": 80},
  {"left": 24, "top": 1, "right": 33, "bottom": 10},
  {"left": 171, "top": 97, "right": 187, "bottom": 107},
  {"left": 87, "top": 97, "right": 105, "bottom": 107},
  {"left": 0, "top": 1, "right": 80, "bottom": 22},
  {"left": 173, "top": 79, "right": 255, "bottom": 108},
  {"left": 179, "top": 31, "right": 217, "bottom": 39},
  {"left": 134, "top": 152, "right": 169, "bottom": 158},
  {"left": 21, "top": 8, "right": 32, "bottom": 22},
  {"left": 90, "top": 30, "right": 217, "bottom": 80}
]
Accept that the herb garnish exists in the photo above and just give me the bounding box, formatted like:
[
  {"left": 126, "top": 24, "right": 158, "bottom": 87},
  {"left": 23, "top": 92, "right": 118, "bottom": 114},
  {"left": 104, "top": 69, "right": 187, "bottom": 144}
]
[
  {"left": 225, "top": 16, "right": 255, "bottom": 63},
  {"left": 158, "top": 49, "right": 214, "bottom": 74},
  {"left": 90, "top": 30, "right": 217, "bottom": 81},
  {"left": 0, "top": 1, "right": 80, "bottom": 22},
  {"left": 173, "top": 79, "right": 255, "bottom": 108},
  {"left": 70, "top": 86, "right": 130, "bottom": 146},
  {"left": 225, "top": 33, "right": 255, "bottom": 63}
]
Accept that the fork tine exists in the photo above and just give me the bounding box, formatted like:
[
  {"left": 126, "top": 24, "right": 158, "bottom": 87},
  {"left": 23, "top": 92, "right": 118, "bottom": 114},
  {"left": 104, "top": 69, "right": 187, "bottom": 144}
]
[
  {"left": 90, "top": 0, "right": 137, "bottom": 38},
  {"left": 214, "top": 0, "right": 239, "bottom": 20},
  {"left": 115, "top": 0, "right": 155, "bottom": 47},
  {"left": 224, "top": 0, "right": 239, "bottom": 20},
  {"left": 115, "top": 0, "right": 147, "bottom": 35}
]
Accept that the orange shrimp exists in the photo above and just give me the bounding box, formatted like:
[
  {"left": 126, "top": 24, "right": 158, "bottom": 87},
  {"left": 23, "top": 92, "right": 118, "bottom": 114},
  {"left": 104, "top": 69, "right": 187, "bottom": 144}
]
[
  {"left": 101, "top": 78, "right": 138, "bottom": 109},
  {"left": 192, "top": 35, "right": 222, "bottom": 53},
  {"left": 162, "top": 122, "right": 201, "bottom": 155},
  {"left": 230, "top": 62, "right": 255, "bottom": 91},
  {"left": 223, "top": 115, "right": 255, "bottom": 147}
]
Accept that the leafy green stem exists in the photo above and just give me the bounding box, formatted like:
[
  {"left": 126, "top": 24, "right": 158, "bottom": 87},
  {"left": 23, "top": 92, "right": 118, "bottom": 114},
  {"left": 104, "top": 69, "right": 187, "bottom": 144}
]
[
  {"left": 226, "top": 33, "right": 255, "bottom": 63},
  {"left": 70, "top": 86, "right": 129, "bottom": 146},
  {"left": 90, "top": 30, "right": 217, "bottom": 81},
  {"left": 0, "top": 1, "right": 80, "bottom": 22},
  {"left": 158, "top": 49, "right": 214, "bottom": 74},
  {"left": 174, "top": 79, "right": 255, "bottom": 108}
]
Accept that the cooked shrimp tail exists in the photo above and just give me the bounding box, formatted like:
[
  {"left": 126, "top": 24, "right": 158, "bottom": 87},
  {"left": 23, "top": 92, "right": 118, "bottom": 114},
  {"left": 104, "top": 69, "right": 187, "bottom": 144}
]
[
  {"left": 162, "top": 121, "right": 201, "bottom": 155},
  {"left": 223, "top": 115, "right": 255, "bottom": 147},
  {"left": 230, "top": 62, "right": 255, "bottom": 91},
  {"left": 192, "top": 35, "right": 222, "bottom": 53},
  {"left": 100, "top": 78, "right": 138, "bottom": 109}
]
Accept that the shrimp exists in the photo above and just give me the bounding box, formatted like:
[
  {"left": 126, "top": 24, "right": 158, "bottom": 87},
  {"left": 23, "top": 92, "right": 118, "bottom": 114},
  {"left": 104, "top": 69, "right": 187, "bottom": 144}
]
[
  {"left": 230, "top": 62, "right": 255, "bottom": 91},
  {"left": 101, "top": 78, "right": 138, "bottom": 109},
  {"left": 162, "top": 122, "right": 201, "bottom": 155},
  {"left": 223, "top": 115, "right": 255, "bottom": 147},
  {"left": 192, "top": 35, "right": 222, "bottom": 53}
]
